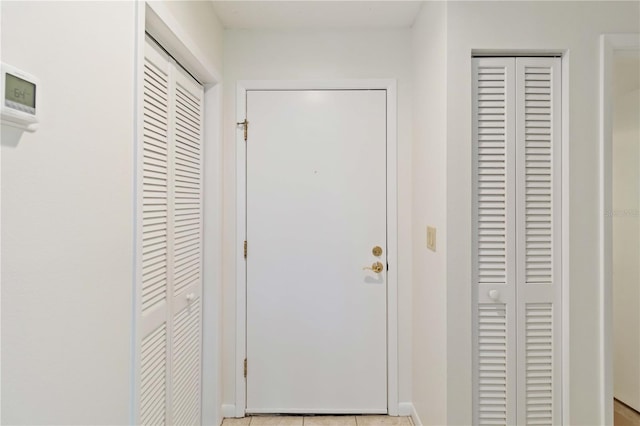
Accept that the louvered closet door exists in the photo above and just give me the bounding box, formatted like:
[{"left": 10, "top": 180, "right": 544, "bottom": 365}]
[
  {"left": 515, "top": 57, "right": 561, "bottom": 426},
  {"left": 472, "top": 57, "right": 562, "bottom": 426},
  {"left": 473, "top": 57, "right": 517, "bottom": 426},
  {"left": 140, "top": 38, "right": 171, "bottom": 426},
  {"left": 138, "top": 36, "right": 204, "bottom": 426},
  {"left": 170, "top": 65, "right": 204, "bottom": 426}
]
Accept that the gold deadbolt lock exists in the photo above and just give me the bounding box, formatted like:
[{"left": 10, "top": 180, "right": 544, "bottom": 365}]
[
  {"left": 363, "top": 261, "right": 384, "bottom": 274},
  {"left": 372, "top": 246, "right": 383, "bottom": 257}
]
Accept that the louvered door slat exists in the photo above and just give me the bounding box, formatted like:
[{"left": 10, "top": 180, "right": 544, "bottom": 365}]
[
  {"left": 524, "top": 303, "right": 553, "bottom": 426},
  {"left": 516, "top": 57, "right": 562, "bottom": 426},
  {"left": 139, "top": 37, "right": 171, "bottom": 426},
  {"left": 141, "top": 51, "right": 169, "bottom": 318},
  {"left": 141, "top": 324, "right": 167, "bottom": 426},
  {"left": 172, "top": 300, "right": 202, "bottom": 426},
  {"left": 477, "top": 304, "right": 508, "bottom": 425},
  {"left": 473, "top": 58, "right": 517, "bottom": 426},
  {"left": 169, "top": 66, "right": 203, "bottom": 426},
  {"left": 172, "top": 78, "right": 203, "bottom": 298}
]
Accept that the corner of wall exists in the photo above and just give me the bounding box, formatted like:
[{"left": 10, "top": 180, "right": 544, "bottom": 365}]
[
  {"left": 221, "top": 404, "right": 236, "bottom": 419},
  {"left": 410, "top": 1, "right": 449, "bottom": 425},
  {"left": 408, "top": 402, "right": 424, "bottom": 426}
]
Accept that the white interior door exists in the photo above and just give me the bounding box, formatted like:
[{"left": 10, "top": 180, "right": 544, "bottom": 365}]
[
  {"left": 514, "top": 57, "right": 562, "bottom": 426},
  {"left": 169, "top": 62, "right": 204, "bottom": 426},
  {"left": 472, "top": 57, "right": 518, "bottom": 426},
  {"left": 245, "top": 89, "right": 388, "bottom": 413}
]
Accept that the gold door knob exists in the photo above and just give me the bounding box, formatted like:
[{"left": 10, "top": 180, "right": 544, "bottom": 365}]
[
  {"left": 363, "top": 261, "right": 384, "bottom": 273},
  {"left": 372, "top": 246, "right": 383, "bottom": 257}
]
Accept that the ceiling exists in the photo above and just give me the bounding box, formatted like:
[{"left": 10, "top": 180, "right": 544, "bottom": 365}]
[{"left": 210, "top": 1, "right": 423, "bottom": 30}]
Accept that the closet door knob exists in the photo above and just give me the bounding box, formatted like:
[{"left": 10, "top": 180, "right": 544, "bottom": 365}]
[
  {"left": 488, "top": 289, "right": 500, "bottom": 301},
  {"left": 186, "top": 293, "right": 195, "bottom": 302}
]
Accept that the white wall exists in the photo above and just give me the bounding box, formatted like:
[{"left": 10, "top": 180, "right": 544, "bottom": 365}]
[
  {"left": 612, "top": 79, "right": 640, "bottom": 411},
  {"left": 222, "top": 29, "right": 413, "bottom": 412},
  {"left": 154, "top": 1, "right": 224, "bottom": 73},
  {"left": 410, "top": 3, "right": 448, "bottom": 426},
  {"left": 1, "top": 2, "right": 136, "bottom": 423},
  {"left": 1, "top": 1, "right": 224, "bottom": 424},
  {"left": 443, "top": 2, "right": 640, "bottom": 424}
]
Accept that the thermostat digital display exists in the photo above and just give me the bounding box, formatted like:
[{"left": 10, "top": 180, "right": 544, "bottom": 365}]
[
  {"left": 1, "top": 63, "right": 40, "bottom": 132},
  {"left": 5, "top": 73, "right": 36, "bottom": 112}
]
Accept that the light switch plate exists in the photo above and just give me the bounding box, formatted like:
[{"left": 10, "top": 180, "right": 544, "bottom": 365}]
[{"left": 427, "top": 226, "right": 436, "bottom": 252}]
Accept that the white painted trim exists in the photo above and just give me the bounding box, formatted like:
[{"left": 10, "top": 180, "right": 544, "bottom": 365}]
[
  {"left": 599, "top": 33, "right": 640, "bottom": 426},
  {"left": 247, "top": 409, "right": 388, "bottom": 415},
  {"left": 202, "top": 84, "right": 224, "bottom": 426},
  {"left": 201, "top": 87, "right": 224, "bottom": 426},
  {"left": 235, "top": 79, "right": 397, "bottom": 92},
  {"left": 397, "top": 402, "right": 412, "bottom": 417},
  {"left": 131, "top": 3, "right": 145, "bottom": 424},
  {"left": 135, "top": 3, "right": 224, "bottom": 426},
  {"left": 235, "top": 79, "right": 399, "bottom": 416},
  {"left": 408, "top": 403, "right": 423, "bottom": 426},
  {"left": 561, "top": 50, "right": 571, "bottom": 426},
  {"left": 235, "top": 83, "right": 247, "bottom": 418},
  {"left": 221, "top": 404, "right": 237, "bottom": 419},
  {"left": 386, "top": 80, "right": 400, "bottom": 417}
]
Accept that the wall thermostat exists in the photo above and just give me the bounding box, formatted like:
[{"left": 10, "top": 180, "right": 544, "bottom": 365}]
[{"left": 1, "top": 63, "right": 39, "bottom": 132}]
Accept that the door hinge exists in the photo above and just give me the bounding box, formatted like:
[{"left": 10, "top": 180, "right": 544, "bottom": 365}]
[
  {"left": 237, "top": 119, "right": 248, "bottom": 141},
  {"left": 244, "top": 240, "right": 247, "bottom": 259},
  {"left": 244, "top": 358, "right": 247, "bottom": 378}
]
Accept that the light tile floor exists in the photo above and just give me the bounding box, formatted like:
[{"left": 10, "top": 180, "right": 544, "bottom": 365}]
[
  {"left": 222, "top": 415, "right": 413, "bottom": 426},
  {"left": 615, "top": 399, "right": 640, "bottom": 426}
]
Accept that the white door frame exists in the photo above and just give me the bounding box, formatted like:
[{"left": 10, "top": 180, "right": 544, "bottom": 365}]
[
  {"left": 599, "top": 33, "right": 640, "bottom": 426},
  {"left": 235, "top": 79, "right": 399, "bottom": 417}
]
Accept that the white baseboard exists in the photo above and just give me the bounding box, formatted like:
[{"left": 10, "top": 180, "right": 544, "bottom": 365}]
[
  {"left": 221, "top": 404, "right": 237, "bottom": 418},
  {"left": 408, "top": 403, "right": 423, "bottom": 426},
  {"left": 247, "top": 408, "right": 386, "bottom": 414},
  {"left": 398, "top": 402, "right": 413, "bottom": 416},
  {"left": 223, "top": 402, "right": 421, "bottom": 424}
]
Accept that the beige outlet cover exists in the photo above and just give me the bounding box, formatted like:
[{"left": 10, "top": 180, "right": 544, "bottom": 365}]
[{"left": 427, "top": 226, "right": 436, "bottom": 252}]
